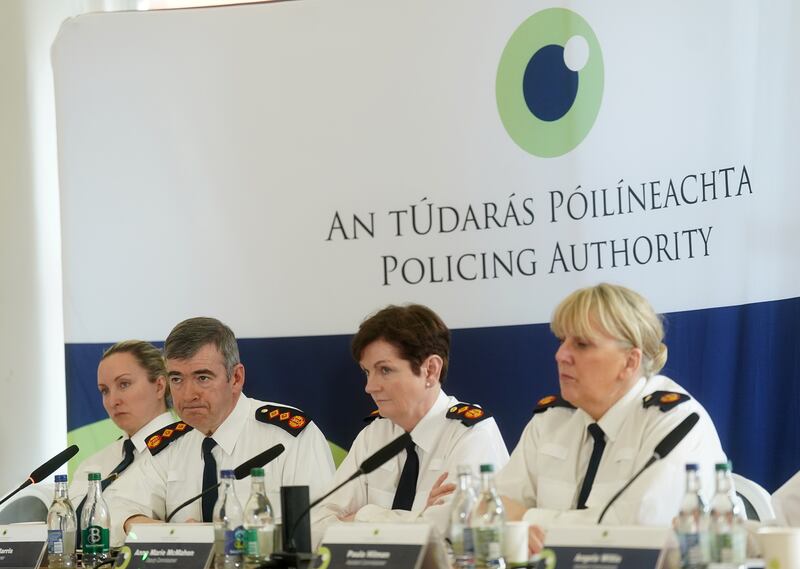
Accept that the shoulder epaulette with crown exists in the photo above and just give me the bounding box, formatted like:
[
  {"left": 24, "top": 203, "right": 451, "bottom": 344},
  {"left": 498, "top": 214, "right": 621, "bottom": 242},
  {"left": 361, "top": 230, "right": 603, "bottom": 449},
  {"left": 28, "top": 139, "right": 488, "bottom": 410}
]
[
  {"left": 532, "top": 395, "right": 576, "bottom": 415},
  {"left": 255, "top": 404, "right": 310, "bottom": 437},
  {"left": 146, "top": 421, "right": 193, "bottom": 455},
  {"left": 643, "top": 391, "right": 691, "bottom": 412},
  {"left": 446, "top": 403, "right": 490, "bottom": 426},
  {"left": 364, "top": 409, "right": 383, "bottom": 423}
]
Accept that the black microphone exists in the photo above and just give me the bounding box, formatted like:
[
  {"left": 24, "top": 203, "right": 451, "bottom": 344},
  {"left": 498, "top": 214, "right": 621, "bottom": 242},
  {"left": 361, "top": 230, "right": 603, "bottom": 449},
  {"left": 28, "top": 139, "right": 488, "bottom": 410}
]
[
  {"left": 597, "top": 412, "right": 700, "bottom": 523},
  {"left": 356, "top": 432, "right": 412, "bottom": 478},
  {"left": 165, "top": 443, "right": 286, "bottom": 522},
  {"left": 0, "top": 445, "right": 80, "bottom": 508},
  {"left": 283, "top": 432, "right": 412, "bottom": 553},
  {"left": 652, "top": 413, "right": 699, "bottom": 459},
  {"left": 234, "top": 444, "right": 285, "bottom": 480}
]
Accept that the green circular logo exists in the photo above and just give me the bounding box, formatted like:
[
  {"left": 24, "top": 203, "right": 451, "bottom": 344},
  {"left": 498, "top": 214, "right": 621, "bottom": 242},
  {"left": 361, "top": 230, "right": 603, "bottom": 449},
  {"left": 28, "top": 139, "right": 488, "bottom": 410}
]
[{"left": 496, "top": 9, "right": 604, "bottom": 157}]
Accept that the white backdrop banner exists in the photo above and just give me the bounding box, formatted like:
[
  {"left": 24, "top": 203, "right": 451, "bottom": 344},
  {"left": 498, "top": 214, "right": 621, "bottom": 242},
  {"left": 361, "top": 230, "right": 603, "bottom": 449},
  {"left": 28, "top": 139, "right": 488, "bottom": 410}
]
[{"left": 52, "top": 0, "right": 800, "bottom": 489}]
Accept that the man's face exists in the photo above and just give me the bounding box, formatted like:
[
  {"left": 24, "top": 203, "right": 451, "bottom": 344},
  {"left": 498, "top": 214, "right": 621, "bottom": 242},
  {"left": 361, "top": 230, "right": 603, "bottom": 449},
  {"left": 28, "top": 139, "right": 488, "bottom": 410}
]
[{"left": 167, "top": 343, "right": 244, "bottom": 435}]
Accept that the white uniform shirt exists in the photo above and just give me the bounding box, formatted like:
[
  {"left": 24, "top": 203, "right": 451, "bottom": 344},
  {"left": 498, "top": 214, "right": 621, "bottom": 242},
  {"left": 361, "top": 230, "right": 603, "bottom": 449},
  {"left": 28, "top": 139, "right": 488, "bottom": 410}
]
[
  {"left": 773, "top": 470, "right": 800, "bottom": 525},
  {"left": 69, "top": 411, "right": 175, "bottom": 510},
  {"left": 110, "top": 394, "right": 335, "bottom": 543},
  {"left": 494, "top": 375, "right": 727, "bottom": 528},
  {"left": 312, "top": 390, "right": 509, "bottom": 543}
]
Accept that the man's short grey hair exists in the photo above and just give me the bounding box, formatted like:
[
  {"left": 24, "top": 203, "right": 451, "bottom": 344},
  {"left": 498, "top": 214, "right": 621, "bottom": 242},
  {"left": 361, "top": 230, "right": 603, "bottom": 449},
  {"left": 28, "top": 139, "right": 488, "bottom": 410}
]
[{"left": 164, "top": 317, "right": 240, "bottom": 376}]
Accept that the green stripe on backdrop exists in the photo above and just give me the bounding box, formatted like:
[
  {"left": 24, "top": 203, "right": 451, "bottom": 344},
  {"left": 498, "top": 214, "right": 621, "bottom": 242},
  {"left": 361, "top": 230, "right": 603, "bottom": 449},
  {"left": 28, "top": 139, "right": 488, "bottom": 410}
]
[
  {"left": 329, "top": 442, "right": 347, "bottom": 468},
  {"left": 66, "top": 418, "right": 127, "bottom": 477},
  {"left": 67, "top": 417, "right": 348, "bottom": 476}
]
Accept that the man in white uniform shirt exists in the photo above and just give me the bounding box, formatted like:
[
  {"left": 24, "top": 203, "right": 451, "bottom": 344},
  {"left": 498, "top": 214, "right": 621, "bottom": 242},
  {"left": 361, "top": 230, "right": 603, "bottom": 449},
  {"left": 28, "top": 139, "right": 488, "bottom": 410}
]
[{"left": 111, "top": 317, "right": 335, "bottom": 543}]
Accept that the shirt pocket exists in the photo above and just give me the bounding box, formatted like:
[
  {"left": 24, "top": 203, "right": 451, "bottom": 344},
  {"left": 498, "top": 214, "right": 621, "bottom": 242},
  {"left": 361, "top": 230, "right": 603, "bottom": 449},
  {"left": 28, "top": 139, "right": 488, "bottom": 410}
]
[
  {"left": 541, "top": 443, "right": 569, "bottom": 460},
  {"left": 364, "top": 463, "right": 399, "bottom": 509},
  {"left": 167, "top": 469, "right": 185, "bottom": 482},
  {"left": 537, "top": 476, "right": 577, "bottom": 510},
  {"left": 585, "top": 448, "right": 637, "bottom": 510},
  {"left": 612, "top": 447, "right": 637, "bottom": 478},
  {"left": 166, "top": 469, "right": 187, "bottom": 499}
]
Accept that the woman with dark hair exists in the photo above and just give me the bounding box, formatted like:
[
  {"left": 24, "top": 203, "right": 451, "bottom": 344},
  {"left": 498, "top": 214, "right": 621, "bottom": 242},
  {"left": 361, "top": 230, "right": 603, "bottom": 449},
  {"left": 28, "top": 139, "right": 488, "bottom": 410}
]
[
  {"left": 69, "top": 340, "right": 173, "bottom": 517},
  {"left": 495, "top": 283, "right": 727, "bottom": 553},
  {"left": 313, "top": 304, "right": 509, "bottom": 539}
]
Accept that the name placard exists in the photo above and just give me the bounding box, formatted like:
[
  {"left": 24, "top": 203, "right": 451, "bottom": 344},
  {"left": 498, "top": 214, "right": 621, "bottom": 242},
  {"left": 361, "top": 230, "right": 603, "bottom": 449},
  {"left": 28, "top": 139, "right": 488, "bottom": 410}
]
[
  {"left": 116, "top": 523, "right": 214, "bottom": 569},
  {"left": 0, "top": 524, "right": 47, "bottom": 569},
  {"left": 539, "top": 525, "right": 671, "bottom": 569},
  {"left": 320, "top": 523, "right": 434, "bottom": 569}
]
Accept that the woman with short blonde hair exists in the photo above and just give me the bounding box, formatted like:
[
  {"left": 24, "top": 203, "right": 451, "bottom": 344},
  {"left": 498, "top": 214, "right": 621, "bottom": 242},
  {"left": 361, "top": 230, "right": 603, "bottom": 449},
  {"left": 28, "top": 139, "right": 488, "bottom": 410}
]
[{"left": 496, "top": 283, "right": 727, "bottom": 554}]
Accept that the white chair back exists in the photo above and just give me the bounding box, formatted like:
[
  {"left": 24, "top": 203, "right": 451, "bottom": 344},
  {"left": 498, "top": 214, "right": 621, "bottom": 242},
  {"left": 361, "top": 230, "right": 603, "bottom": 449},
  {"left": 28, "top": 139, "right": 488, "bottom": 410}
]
[{"left": 732, "top": 472, "right": 776, "bottom": 522}]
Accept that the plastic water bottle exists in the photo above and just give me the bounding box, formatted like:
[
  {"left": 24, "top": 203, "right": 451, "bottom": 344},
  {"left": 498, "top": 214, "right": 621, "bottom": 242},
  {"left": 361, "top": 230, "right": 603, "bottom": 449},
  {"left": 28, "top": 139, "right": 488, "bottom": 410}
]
[
  {"left": 471, "top": 464, "right": 505, "bottom": 569},
  {"left": 709, "top": 462, "right": 746, "bottom": 568},
  {"left": 243, "top": 468, "right": 274, "bottom": 569},
  {"left": 449, "top": 465, "right": 478, "bottom": 569},
  {"left": 47, "top": 474, "right": 77, "bottom": 569},
  {"left": 214, "top": 470, "right": 245, "bottom": 569},
  {"left": 80, "top": 472, "right": 110, "bottom": 568},
  {"left": 675, "top": 464, "right": 710, "bottom": 569}
]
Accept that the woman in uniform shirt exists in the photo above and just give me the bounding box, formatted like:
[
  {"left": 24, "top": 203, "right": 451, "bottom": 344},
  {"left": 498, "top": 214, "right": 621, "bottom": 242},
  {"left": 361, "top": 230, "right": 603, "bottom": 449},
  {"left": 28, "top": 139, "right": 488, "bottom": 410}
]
[
  {"left": 495, "top": 283, "right": 727, "bottom": 553},
  {"left": 69, "top": 340, "right": 174, "bottom": 515},
  {"left": 312, "top": 304, "right": 509, "bottom": 542}
]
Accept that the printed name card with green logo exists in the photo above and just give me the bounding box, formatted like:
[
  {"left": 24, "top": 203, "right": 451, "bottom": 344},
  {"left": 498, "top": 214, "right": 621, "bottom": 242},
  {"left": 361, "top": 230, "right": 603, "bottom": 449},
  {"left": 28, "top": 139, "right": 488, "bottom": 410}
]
[
  {"left": 539, "top": 525, "right": 672, "bottom": 569},
  {"left": 320, "top": 523, "right": 446, "bottom": 569},
  {"left": 116, "top": 523, "right": 214, "bottom": 569},
  {"left": 0, "top": 524, "right": 46, "bottom": 569}
]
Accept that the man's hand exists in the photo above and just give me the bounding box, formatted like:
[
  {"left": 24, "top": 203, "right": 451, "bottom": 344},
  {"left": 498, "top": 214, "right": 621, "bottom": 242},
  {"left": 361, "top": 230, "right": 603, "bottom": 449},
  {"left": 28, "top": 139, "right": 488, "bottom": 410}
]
[
  {"left": 425, "top": 472, "right": 456, "bottom": 509},
  {"left": 337, "top": 512, "right": 357, "bottom": 522},
  {"left": 528, "top": 524, "right": 546, "bottom": 556}
]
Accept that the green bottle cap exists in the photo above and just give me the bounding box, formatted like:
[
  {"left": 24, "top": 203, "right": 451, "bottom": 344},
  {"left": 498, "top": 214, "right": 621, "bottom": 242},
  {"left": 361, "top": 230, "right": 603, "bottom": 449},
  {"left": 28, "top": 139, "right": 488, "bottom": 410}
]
[
  {"left": 88, "top": 472, "right": 102, "bottom": 481},
  {"left": 251, "top": 467, "right": 264, "bottom": 477},
  {"left": 715, "top": 461, "right": 732, "bottom": 472},
  {"left": 480, "top": 464, "right": 494, "bottom": 473}
]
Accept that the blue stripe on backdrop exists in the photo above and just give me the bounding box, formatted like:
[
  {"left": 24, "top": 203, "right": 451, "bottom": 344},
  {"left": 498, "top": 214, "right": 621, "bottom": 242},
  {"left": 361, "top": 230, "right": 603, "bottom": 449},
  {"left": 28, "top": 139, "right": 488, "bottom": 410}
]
[{"left": 65, "top": 295, "right": 800, "bottom": 492}]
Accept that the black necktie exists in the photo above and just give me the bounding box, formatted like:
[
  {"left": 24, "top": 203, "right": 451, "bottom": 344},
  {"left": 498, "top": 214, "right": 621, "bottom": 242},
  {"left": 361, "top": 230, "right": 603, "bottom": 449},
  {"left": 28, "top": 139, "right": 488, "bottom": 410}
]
[
  {"left": 76, "top": 438, "right": 136, "bottom": 546},
  {"left": 201, "top": 437, "right": 218, "bottom": 522},
  {"left": 391, "top": 439, "right": 419, "bottom": 511},
  {"left": 101, "top": 438, "right": 136, "bottom": 491},
  {"left": 576, "top": 423, "right": 606, "bottom": 509}
]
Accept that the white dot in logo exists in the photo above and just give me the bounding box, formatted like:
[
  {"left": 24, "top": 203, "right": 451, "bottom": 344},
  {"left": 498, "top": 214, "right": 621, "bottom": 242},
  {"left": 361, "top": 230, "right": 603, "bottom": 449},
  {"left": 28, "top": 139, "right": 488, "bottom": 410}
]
[{"left": 563, "top": 35, "right": 589, "bottom": 72}]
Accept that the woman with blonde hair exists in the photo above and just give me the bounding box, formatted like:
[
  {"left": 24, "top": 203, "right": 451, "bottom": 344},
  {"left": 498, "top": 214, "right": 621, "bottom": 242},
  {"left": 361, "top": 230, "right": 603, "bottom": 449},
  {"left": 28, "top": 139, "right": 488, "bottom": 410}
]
[
  {"left": 69, "top": 340, "right": 174, "bottom": 516},
  {"left": 495, "top": 283, "right": 727, "bottom": 553}
]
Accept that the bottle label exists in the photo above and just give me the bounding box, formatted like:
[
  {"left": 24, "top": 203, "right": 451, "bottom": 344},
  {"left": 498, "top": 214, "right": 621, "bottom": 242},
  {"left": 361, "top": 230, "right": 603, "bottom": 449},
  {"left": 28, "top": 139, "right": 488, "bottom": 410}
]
[
  {"left": 463, "top": 528, "right": 474, "bottom": 555},
  {"left": 244, "top": 526, "right": 274, "bottom": 557},
  {"left": 224, "top": 526, "right": 245, "bottom": 556},
  {"left": 678, "top": 531, "right": 709, "bottom": 565},
  {"left": 450, "top": 526, "right": 475, "bottom": 557},
  {"left": 82, "top": 526, "right": 109, "bottom": 554},
  {"left": 47, "top": 530, "right": 64, "bottom": 554},
  {"left": 714, "top": 531, "right": 745, "bottom": 563},
  {"left": 473, "top": 527, "right": 502, "bottom": 562},
  {"left": 245, "top": 528, "right": 259, "bottom": 556}
]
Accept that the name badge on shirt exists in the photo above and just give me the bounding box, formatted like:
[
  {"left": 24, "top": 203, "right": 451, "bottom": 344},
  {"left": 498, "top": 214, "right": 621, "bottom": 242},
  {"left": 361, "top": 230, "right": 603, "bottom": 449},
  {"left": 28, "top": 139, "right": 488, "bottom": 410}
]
[
  {"left": 0, "top": 524, "right": 46, "bottom": 569},
  {"left": 539, "top": 525, "right": 671, "bottom": 569},
  {"left": 116, "top": 523, "right": 214, "bottom": 569}
]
